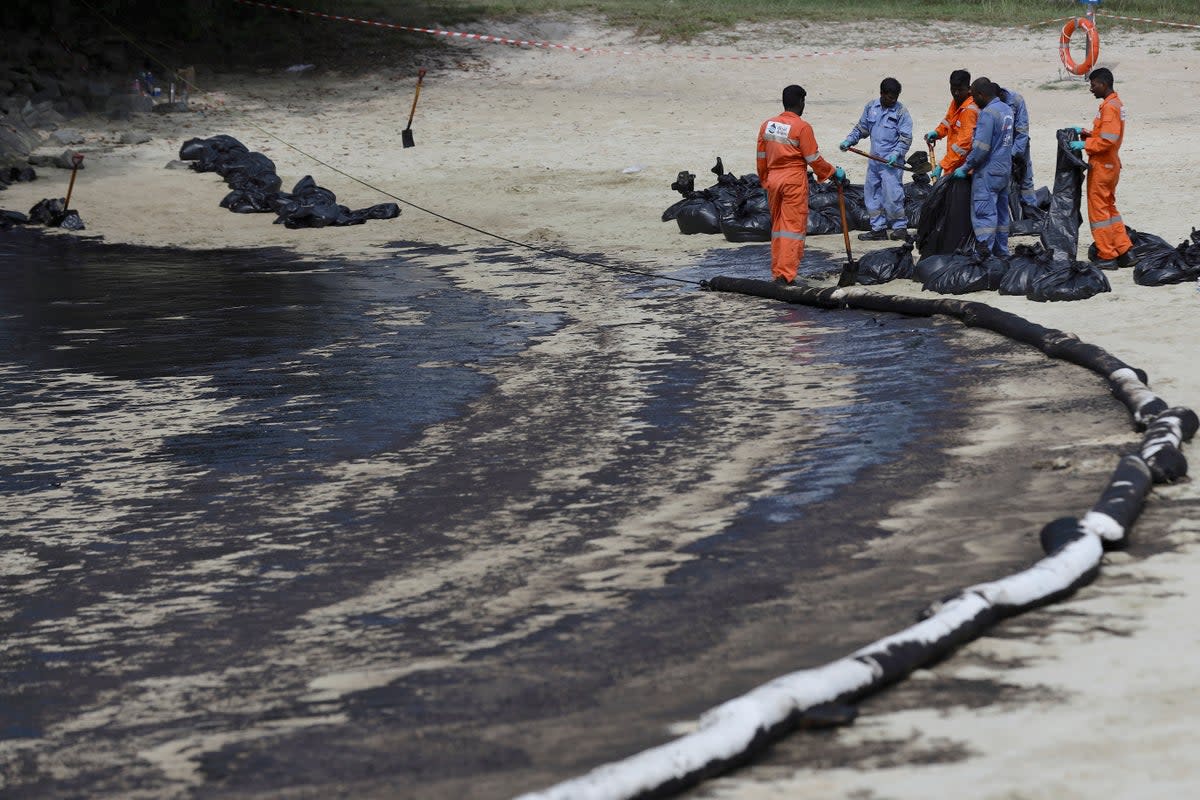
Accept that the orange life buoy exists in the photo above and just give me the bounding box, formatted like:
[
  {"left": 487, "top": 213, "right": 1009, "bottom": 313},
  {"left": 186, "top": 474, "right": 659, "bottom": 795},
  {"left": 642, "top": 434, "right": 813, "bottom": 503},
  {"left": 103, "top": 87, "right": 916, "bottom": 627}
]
[{"left": 1060, "top": 17, "right": 1100, "bottom": 76}]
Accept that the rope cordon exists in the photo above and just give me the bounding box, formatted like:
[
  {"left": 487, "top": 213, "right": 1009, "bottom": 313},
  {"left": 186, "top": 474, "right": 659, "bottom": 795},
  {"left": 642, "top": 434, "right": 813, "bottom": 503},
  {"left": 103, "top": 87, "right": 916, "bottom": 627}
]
[{"left": 232, "top": 0, "right": 950, "bottom": 61}]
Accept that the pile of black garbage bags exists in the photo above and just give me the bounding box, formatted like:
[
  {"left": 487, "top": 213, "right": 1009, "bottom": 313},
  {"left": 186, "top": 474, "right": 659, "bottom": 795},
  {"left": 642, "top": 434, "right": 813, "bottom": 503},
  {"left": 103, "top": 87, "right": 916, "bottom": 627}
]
[
  {"left": 178, "top": 135, "right": 400, "bottom": 229},
  {"left": 662, "top": 155, "right": 1037, "bottom": 244},
  {"left": 665, "top": 131, "right": 1200, "bottom": 299},
  {"left": 0, "top": 165, "right": 89, "bottom": 231}
]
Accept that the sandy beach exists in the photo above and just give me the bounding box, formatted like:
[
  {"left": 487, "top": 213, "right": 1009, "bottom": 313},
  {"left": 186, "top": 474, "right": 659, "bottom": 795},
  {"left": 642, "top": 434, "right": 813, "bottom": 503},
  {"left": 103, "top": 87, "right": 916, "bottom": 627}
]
[{"left": 4, "top": 15, "right": 1200, "bottom": 799}]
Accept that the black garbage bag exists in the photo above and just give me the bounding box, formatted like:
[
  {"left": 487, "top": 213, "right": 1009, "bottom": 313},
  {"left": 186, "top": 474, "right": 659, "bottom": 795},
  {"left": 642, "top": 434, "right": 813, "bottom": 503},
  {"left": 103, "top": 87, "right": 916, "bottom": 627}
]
[
  {"left": 1, "top": 166, "right": 37, "bottom": 187},
  {"left": 809, "top": 175, "right": 870, "bottom": 230},
  {"left": 904, "top": 172, "right": 933, "bottom": 229},
  {"left": 27, "top": 198, "right": 85, "bottom": 230},
  {"left": 1009, "top": 203, "right": 1046, "bottom": 237},
  {"left": 180, "top": 135, "right": 250, "bottom": 173},
  {"left": 220, "top": 187, "right": 279, "bottom": 213},
  {"left": 918, "top": 243, "right": 1007, "bottom": 294},
  {"left": 271, "top": 175, "right": 399, "bottom": 229},
  {"left": 340, "top": 203, "right": 401, "bottom": 224},
  {"left": 915, "top": 174, "right": 975, "bottom": 257},
  {"left": 854, "top": 242, "right": 915, "bottom": 285},
  {"left": 1133, "top": 246, "right": 1199, "bottom": 286},
  {"left": 1087, "top": 227, "right": 1172, "bottom": 265},
  {"left": 662, "top": 163, "right": 754, "bottom": 234},
  {"left": 807, "top": 206, "right": 843, "bottom": 235},
  {"left": 1040, "top": 128, "right": 1088, "bottom": 261},
  {"left": 1027, "top": 258, "right": 1111, "bottom": 302},
  {"left": 720, "top": 188, "right": 770, "bottom": 242},
  {"left": 1184, "top": 227, "right": 1200, "bottom": 267},
  {"left": 672, "top": 195, "right": 722, "bottom": 234},
  {"left": 999, "top": 242, "right": 1055, "bottom": 295},
  {"left": 217, "top": 152, "right": 283, "bottom": 194},
  {"left": 1124, "top": 226, "right": 1200, "bottom": 285},
  {"left": 1008, "top": 167, "right": 1049, "bottom": 237},
  {"left": 1, "top": 209, "right": 30, "bottom": 228}
]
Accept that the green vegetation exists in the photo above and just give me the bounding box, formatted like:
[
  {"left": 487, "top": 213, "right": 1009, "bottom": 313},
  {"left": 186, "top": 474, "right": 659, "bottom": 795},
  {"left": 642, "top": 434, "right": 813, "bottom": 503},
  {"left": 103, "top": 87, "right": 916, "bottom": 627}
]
[
  {"left": 337, "top": 0, "right": 1200, "bottom": 40},
  {"left": 9, "top": 0, "right": 1197, "bottom": 72}
]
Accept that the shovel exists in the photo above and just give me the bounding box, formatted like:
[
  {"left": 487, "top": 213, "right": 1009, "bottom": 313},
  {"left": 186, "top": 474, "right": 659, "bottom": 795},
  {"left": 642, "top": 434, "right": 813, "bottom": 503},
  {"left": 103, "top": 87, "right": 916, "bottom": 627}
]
[
  {"left": 64, "top": 152, "right": 84, "bottom": 209},
  {"left": 835, "top": 179, "right": 858, "bottom": 287},
  {"left": 401, "top": 68, "right": 426, "bottom": 148},
  {"left": 847, "top": 146, "right": 932, "bottom": 174}
]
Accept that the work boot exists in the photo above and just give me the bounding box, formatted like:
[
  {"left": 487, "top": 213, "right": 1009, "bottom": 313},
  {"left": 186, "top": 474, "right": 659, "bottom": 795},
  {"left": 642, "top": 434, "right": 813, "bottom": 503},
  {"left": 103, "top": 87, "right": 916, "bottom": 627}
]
[
  {"left": 1116, "top": 248, "right": 1140, "bottom": 268},
  {"left": 888, "top": 228, "right": 912, "bottom": 242},
  {"left": 773, "top": 276, "right": 793, "bottom": 286},
  {"left": 857, "top": 229, "right": 888, "bottom": 241}
]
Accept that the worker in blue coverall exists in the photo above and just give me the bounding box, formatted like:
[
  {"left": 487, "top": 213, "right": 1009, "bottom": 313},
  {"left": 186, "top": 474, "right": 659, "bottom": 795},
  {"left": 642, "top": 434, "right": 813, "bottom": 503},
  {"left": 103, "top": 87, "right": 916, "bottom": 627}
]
[
  {"left": 996, "top": 85, "right": 1036, "bottom": 206},
  {"left": 954, "top": 78, "right": 1014, "bottom": 256},
  {"left": 839, "top": 77, "right": 913, "bottom": 242}
]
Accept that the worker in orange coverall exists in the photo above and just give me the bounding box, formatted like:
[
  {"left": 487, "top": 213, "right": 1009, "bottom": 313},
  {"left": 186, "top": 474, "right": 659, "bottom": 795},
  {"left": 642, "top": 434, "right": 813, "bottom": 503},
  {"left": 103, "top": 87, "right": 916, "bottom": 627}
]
[
  {"left": 1069, "top": 67, "right": 1137, "bottom": 267},
  {"left": 757, "top": 84, "right": 844, "bottom": 285},
  {"left": 924, "top": 69, "right": 978, "bottom": 179}
]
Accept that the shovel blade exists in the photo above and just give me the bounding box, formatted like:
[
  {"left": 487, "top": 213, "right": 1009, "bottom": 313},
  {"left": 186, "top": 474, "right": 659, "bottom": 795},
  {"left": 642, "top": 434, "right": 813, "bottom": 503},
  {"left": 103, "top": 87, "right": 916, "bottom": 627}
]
[
  {"left": 837, "top": 260, "right": 858, "bottom": 287},
  {"left": 402, "top": 128, "right": 415, "bottom": 148}
]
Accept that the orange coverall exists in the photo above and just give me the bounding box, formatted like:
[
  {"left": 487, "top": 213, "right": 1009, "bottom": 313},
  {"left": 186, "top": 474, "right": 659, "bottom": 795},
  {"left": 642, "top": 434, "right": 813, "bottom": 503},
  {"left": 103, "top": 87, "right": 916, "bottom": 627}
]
[
  {"left": 756, "top": 111, "right": 836, "bottom": 283},
  {"left": 933, "top": 96, "right": 978, "bottom": 172},
  {"left": 1084, "top": 91, "right": 1133, "bottom": 260}
]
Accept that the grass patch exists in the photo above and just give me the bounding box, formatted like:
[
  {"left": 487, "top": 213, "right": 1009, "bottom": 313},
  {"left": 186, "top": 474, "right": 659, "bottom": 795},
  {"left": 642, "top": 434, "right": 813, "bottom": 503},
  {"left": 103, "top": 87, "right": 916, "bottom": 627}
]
[
  {"left": 71, "top": 0, "right": 1200, "bottom": 72},
  {"left": 324, "top": 0, "right": 1200, "bottom": 40}
]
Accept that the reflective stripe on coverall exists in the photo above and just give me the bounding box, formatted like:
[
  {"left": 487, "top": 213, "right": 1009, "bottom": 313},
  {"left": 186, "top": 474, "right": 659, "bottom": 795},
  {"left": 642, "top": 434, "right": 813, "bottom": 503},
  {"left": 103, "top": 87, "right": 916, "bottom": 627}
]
[
  {"left": 843, "top": 98, "right": 913, "bottom": 231},
  {"left": 963, "top": 97, "right": 1014, "bottom": 256},
  {"left": 757, "top": 111, "right": 836, "bottom": 283},
  {"left": 999, "top": 86, "right": 1037, "bottom": 204},
  {"left": 934, "top": 96, "right": 978, "bottom": 172},
  {"left": 1085, "top": 92, "right": 1133, "bottom": 260}
]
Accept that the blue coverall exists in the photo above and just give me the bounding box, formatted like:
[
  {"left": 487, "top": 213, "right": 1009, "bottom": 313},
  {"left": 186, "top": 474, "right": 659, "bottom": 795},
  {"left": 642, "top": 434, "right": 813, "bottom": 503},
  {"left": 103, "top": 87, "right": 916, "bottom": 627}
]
[
  {"left": 843, "top": 98, "right": 913, "bottom": 232},
  {"left": 963, "top": 96, "right": 1014, "bottom": 256},
  {"left": 998, "top": 86, "right": 1036, "bottom": 205}
]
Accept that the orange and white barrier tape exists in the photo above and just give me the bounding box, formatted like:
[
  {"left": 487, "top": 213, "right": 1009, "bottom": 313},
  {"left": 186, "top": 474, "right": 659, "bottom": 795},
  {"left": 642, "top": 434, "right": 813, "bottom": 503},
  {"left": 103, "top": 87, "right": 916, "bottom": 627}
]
[
  {"left": 1031, "top": 11, "right": 1200, "bottom": 31},
  {"left": 232, "top": 0, "right": 950, "bottom": 61},
  {"left": 1095, "top": 12, "right": 1200, "bottom": 30}
]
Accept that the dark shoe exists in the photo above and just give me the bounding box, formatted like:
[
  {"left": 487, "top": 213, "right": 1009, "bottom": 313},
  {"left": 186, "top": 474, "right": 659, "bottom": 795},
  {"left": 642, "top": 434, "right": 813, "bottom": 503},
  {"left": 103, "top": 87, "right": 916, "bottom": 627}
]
[
  {"left": 857, "top": 229, "right": 888, "bottom": 241},
  {"left": 773, "top": 276, "right": 793, "bottom": 286},
  {"left": 1116, "top": 248, "right": 1139, "bottom": 268},
  {"left": 1094, "top": 258, "right": 1118, "bottom": 271},
  {"left": 888, "top": 228, "right": 912, "bottom": 242}
]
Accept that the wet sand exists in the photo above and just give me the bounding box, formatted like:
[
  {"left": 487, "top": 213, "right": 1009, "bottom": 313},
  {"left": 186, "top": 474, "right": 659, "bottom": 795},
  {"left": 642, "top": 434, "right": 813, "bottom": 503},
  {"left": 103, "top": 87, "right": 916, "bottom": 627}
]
[{"left": 3, "top": 17, "right": 1200, "bottom": 800}]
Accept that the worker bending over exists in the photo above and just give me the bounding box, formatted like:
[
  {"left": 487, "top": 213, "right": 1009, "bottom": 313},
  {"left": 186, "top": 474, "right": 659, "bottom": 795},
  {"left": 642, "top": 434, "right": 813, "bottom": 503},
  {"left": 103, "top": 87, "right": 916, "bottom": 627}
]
[
  {"left": 838, "top": 77, "right": 913, "bottom": 241},
  {"left": 996, "top": 85, "right": 1037, "bottom": 206},
  {"left": 757, "top": 84, "right": 844, "bottom": 285},
  {"left": 953, "top": 78, "right": 1014, "bottom": 257},
  {"left": 925, "top": 69, "right": 977, "bottom": 179},
  {"left": 1069, "top": 67, "right": 1137, "bottom": 268}
]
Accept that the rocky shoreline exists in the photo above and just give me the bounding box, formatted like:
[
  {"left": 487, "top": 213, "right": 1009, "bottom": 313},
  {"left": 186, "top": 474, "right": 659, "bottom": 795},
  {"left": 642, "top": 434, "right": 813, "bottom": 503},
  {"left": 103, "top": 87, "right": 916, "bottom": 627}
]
[{"left": 0, "top": 34, "right": 184, "bottom": 179}]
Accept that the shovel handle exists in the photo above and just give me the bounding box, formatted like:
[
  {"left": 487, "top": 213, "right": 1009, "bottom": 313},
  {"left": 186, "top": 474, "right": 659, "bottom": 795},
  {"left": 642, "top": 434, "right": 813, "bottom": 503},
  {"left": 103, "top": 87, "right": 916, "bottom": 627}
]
[
  {"left": 847, "top": 146, "right": 918, "bottom": 172},
  {"left": 64, "top": 152, "right": 84, "bottom": 209},
  {"left": 406, "top": 69, "right": 426, "bottom": 128},
  {"left": 836, "top": 181, "right": 852, "bottom": 261},
  {"left": 835, "top": 181, "right": 858, "bottom": 287}
]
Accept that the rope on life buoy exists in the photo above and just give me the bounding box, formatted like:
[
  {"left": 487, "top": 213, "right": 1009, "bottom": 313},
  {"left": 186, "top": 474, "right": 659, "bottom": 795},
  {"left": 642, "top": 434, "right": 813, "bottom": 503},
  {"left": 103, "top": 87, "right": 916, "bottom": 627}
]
[{"left": 1060, "top": 16, "right": 1100, "bottom": 75}]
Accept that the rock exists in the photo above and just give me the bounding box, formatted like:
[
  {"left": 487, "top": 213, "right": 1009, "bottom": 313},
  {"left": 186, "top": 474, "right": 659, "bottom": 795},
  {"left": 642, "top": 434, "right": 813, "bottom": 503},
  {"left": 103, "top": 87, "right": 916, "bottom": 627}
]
[
  {"left": 50, "top": 129, "right": 85, "bottom": 146},
  {"left": 24, "top": 102, "right": 66, "bottom": 130},
  {"left": 165, "top": 159, "right": 191, "bottom": 170},
  {"left": 0, "top": 114, "right": 46, "bottom": 168},
  {"left": 28, "top": 150, "right": 84, "bottom": 170},
  {"left": 119, "top": 131, "right": 151, "bottom": 145}
]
